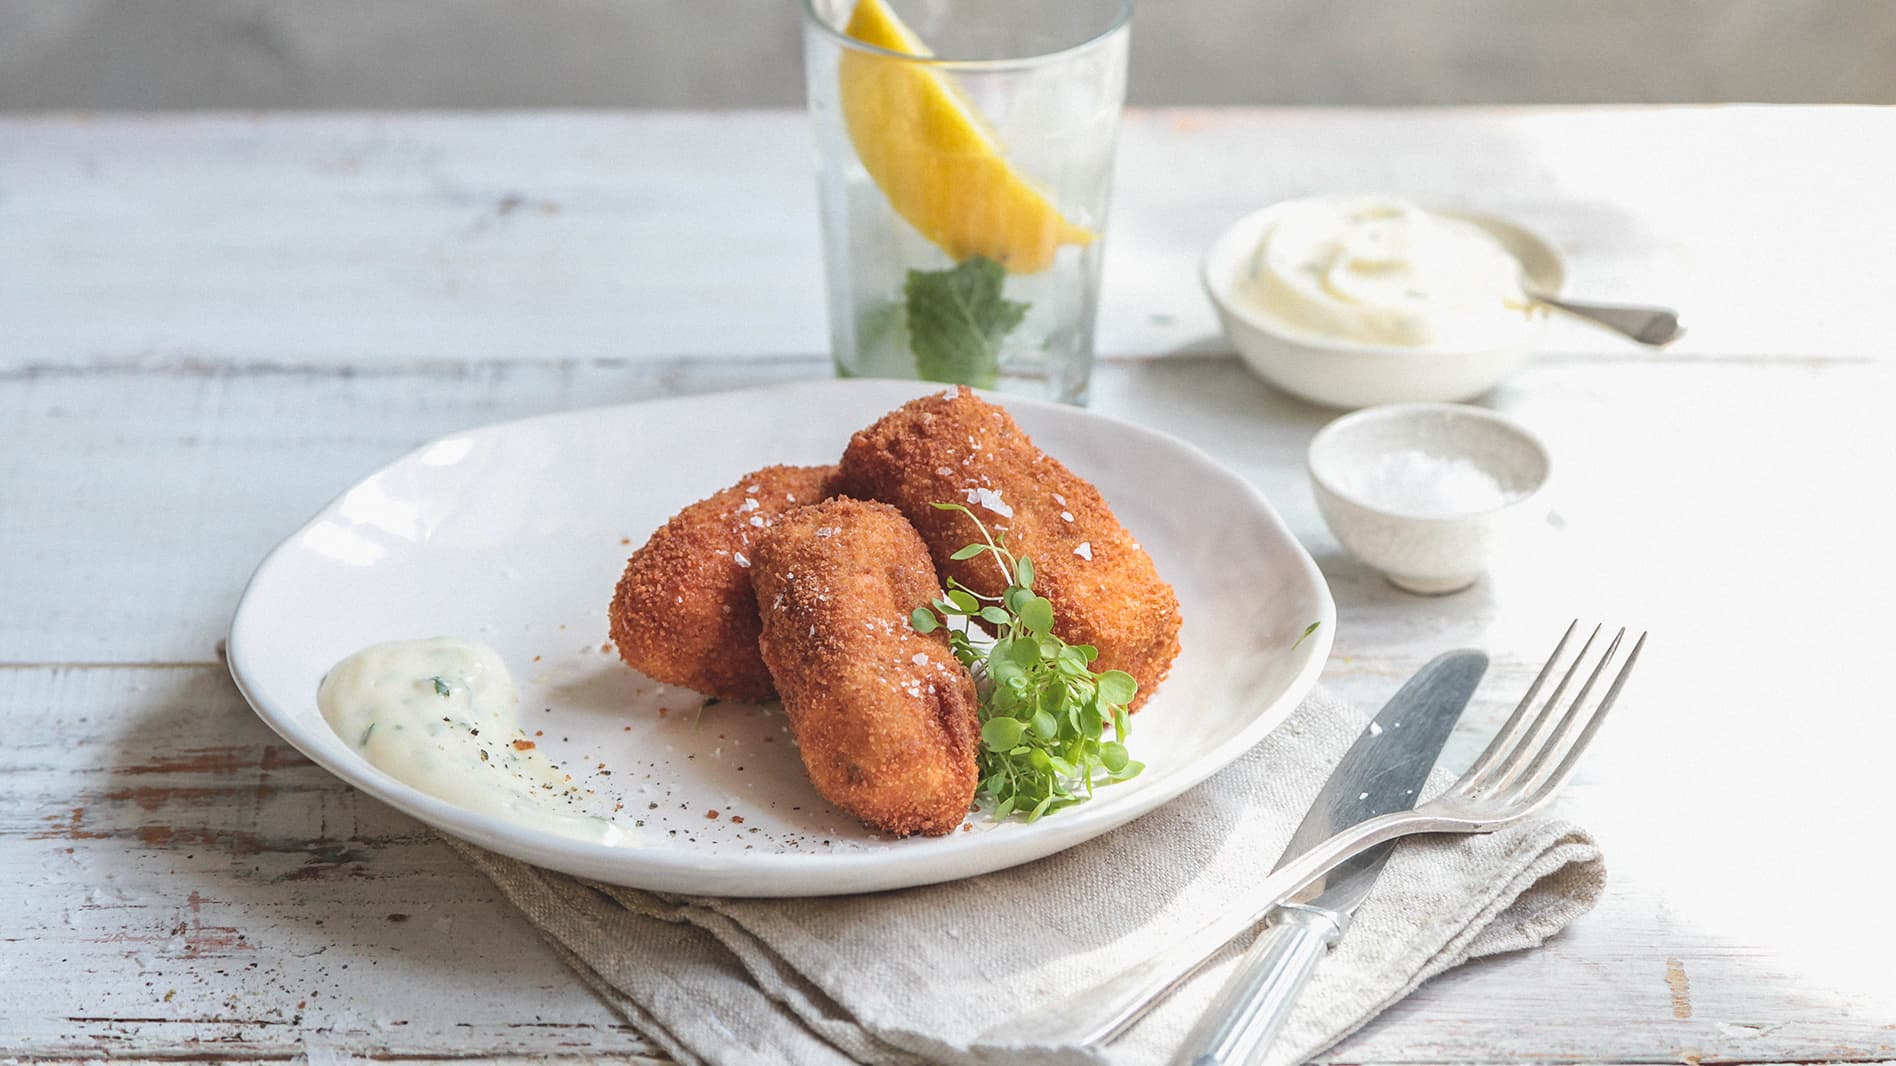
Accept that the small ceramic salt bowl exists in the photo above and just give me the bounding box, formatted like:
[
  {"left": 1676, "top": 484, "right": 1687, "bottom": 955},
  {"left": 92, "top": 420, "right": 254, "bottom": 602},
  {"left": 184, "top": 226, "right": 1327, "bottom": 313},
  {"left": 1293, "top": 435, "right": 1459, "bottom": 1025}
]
[{"left": 1307, "top": 403, "right": 1550, "bottom": 594}]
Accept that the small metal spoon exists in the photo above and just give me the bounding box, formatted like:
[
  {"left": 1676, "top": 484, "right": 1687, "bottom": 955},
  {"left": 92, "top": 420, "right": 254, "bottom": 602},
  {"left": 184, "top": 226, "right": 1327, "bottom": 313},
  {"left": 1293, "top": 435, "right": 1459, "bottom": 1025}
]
[{"left": 1526, "top": 289, "right": 1685, "bottom": 346}]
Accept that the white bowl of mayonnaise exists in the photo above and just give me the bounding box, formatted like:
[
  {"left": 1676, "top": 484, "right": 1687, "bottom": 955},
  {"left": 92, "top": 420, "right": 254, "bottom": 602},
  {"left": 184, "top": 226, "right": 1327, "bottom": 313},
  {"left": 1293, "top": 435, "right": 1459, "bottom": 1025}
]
[{"left": 1204, "top": 196, "right": 1566, "bottom": 409}]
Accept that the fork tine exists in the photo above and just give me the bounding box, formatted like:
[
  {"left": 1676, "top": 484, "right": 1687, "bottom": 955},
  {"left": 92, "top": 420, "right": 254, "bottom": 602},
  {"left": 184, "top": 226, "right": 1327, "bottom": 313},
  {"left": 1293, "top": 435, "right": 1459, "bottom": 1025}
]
[
  {"left": 1505, "top": 627, "right": 1626, "bottom": 798},
  {"left": 1469, "top": 623, "right": 1600, "bottom": 793},
  {"left": 1522, "top": 630, "right": 1646, "bottom": 807},
  {"left": 1461, "top": 620, "right": 1579, "bottom": 787}
]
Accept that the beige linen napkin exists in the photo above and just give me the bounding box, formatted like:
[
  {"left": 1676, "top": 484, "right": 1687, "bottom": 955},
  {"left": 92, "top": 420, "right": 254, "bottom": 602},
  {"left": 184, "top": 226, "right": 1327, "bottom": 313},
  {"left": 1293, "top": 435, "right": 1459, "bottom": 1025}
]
[{"left": 443, "top": 687, "right": 1604, "bottom": 1066}]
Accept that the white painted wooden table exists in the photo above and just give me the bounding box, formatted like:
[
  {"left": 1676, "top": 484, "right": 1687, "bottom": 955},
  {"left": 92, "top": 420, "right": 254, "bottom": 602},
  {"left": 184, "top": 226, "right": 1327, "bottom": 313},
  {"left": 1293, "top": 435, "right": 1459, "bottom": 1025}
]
[{"left": 4, "top": 107, "right": 1894, "bottom": 1063}]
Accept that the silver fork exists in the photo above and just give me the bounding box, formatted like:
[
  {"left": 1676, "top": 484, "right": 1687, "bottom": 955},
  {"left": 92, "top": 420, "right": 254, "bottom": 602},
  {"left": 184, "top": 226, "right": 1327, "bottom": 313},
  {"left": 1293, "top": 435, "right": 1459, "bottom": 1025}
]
[{"left": 981, "top": 621, "right": 1646, "bottom": 1051}]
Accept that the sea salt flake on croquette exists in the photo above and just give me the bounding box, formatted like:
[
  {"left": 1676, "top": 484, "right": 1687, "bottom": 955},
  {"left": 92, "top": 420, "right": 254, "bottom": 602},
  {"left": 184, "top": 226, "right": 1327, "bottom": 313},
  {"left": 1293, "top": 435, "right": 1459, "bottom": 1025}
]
[{"left": 964, "top": 486, "right": 1013, "bottom": 517}]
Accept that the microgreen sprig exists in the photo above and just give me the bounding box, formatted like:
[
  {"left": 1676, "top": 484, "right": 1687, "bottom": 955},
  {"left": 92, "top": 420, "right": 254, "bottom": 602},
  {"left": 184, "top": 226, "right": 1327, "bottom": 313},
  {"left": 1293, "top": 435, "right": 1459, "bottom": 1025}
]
[
  {"left": 1293, "top": 620, "right": 1322, "bottom": 650},
  {"left": 909, "top": 502, "right": 1142, "bottom": 823}
]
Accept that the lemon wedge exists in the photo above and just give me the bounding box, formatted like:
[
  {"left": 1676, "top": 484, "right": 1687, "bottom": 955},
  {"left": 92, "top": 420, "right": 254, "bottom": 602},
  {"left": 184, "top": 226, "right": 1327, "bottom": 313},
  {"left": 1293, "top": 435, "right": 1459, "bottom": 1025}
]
[{"left": 838, "top": 0, "right": 1093, "bottom": 274}]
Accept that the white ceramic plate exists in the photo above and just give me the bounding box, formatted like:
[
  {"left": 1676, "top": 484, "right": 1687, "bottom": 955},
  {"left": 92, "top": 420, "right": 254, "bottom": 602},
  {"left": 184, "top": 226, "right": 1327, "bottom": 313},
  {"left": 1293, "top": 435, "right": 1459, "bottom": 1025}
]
[{"left": 228, "top": 378, "right": 1333, "bottom": 896}]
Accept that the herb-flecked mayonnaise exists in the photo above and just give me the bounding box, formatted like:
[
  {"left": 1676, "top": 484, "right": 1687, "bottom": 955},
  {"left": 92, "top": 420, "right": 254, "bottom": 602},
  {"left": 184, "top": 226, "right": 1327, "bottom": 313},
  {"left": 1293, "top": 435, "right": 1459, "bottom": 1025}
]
[{"left": 317, "top": 637, "right": 636, "bottom": 846}]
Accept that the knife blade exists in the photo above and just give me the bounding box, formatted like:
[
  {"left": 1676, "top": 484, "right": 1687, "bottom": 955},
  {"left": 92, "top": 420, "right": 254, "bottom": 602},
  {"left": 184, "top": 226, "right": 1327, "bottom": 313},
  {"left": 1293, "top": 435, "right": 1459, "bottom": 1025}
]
[
  {"left": 1172, "top": 650, "right": 1488, "bottom": 1065},
  {"left": 977, "top": 650, "right": 1486, "bottom": 1052},
  {"left": 1277, "top": 648, "right": 1487, "bottom": 902}
]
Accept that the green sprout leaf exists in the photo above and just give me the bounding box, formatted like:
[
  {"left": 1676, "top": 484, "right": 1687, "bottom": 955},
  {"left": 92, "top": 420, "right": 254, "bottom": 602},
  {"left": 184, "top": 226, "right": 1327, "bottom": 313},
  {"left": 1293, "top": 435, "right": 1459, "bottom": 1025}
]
[
  {"left": 1096, "top": 670, "right": 1137, "bottom": 708},
  {"left": 904, "top": 256, "right": 1029, "bottom": 389},
  {"left": 1293, "top": 620, "right": 1322, "bottom": 650},
  {"left": 1017, "top": 595, "right": 1054, "bottom": 635},
  {"left": 982, "top": 716, "right": 1024, "bottom": 751},
  {"left": 910, "top": 607, "right": 939, "bottom": 634}
]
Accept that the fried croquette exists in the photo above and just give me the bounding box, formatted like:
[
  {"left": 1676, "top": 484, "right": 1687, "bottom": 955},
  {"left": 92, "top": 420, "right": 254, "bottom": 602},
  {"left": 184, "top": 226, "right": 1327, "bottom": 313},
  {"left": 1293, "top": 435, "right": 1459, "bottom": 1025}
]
[
  {"left": 609, "top": 464, "right": 839, "bottom": 702},
  {"left": 837, "top": 386, "right": 1180, "bottom": 710},
  {"left": 750, "top": 499, "right": 979, "bottom": 837}
]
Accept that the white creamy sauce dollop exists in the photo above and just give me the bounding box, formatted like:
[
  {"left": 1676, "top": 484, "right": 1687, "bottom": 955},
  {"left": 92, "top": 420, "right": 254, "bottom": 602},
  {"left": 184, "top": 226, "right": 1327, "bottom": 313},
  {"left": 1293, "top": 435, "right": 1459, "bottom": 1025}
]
[
  {"left": 1237, "top": 196, "right": 1535, "bottom": 348},
  {"left": 317, "top": 637, "right": 636, "bottom": 846}
]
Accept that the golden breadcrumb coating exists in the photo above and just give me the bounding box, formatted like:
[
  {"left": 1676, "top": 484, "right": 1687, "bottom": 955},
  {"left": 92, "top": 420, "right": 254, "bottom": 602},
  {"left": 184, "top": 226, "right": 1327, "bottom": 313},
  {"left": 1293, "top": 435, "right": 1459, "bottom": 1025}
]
[
  {"left": 609, "top": 464, "right": 839, "bottom": 702},
  {"left": 837, "top": 386, "right": 1180, "bottom": 710},
  {"left": 750, "top": 499, "right": 979, "bottom": 837}
]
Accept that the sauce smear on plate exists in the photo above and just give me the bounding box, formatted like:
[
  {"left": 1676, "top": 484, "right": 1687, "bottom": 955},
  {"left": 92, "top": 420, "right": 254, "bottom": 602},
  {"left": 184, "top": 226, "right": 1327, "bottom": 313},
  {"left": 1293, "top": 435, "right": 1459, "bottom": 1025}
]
[{"left": 317, "top": 637, "right": 638, "bottom": 846}]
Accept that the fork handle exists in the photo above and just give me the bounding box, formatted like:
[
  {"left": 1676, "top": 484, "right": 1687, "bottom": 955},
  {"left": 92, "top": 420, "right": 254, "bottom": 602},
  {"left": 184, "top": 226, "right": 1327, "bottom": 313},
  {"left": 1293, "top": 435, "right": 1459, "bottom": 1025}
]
[{"left": 1172, "top": 905, "right": 1343, "bottom": 1066}]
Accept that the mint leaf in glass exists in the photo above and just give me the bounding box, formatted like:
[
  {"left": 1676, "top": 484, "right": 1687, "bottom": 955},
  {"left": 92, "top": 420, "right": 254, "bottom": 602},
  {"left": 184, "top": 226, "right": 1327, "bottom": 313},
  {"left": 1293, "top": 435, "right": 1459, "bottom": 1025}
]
[{"left": 903, "top": 256, "right": 1029, "bottom": 388}]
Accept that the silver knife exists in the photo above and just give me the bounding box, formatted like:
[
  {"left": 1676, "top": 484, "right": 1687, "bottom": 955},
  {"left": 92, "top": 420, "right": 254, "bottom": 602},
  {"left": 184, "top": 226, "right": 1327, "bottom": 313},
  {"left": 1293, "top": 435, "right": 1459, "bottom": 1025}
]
[
  {"left": 1172, "top": 650, "right": 1488, "bottom": 1065},
  {"left": 976, "top": 651, "right": 1486, "bottom": 1053}
]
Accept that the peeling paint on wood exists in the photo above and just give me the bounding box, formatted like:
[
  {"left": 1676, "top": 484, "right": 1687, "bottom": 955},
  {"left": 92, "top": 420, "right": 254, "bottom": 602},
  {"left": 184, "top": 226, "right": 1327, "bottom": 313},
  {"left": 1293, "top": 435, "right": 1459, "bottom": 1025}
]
[{"left": 1667, "top": 957, "right": 1693, "bottom": 1020}]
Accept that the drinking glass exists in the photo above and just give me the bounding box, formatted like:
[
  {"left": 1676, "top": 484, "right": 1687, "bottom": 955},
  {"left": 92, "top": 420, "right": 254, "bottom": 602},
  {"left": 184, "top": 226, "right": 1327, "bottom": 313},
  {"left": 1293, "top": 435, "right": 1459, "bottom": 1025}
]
[{"left": 803, "top": 0, "right": 1131, "bottom": 404}]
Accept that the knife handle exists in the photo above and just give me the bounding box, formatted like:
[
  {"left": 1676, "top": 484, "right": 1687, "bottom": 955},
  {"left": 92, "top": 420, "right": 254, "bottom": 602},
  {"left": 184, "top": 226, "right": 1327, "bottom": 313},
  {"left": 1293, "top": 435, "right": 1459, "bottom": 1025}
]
[{"left": 1172, "top": 905, "right": 1344, "bottom": 1066}]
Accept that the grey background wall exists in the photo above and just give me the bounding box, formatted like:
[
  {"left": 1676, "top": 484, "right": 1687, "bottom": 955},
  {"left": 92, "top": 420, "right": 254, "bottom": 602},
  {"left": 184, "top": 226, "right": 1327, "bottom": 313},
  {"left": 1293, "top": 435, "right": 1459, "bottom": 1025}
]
[{"left": 2, "top": 0, "right": 1893, "bottom": 109}]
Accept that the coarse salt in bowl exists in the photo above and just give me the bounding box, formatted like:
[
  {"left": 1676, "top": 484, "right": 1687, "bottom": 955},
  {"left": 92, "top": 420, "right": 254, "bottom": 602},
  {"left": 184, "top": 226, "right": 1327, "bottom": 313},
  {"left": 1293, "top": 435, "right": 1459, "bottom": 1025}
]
[{"left": 1307, "top": 403, "right": 1550, "bottom": 594}]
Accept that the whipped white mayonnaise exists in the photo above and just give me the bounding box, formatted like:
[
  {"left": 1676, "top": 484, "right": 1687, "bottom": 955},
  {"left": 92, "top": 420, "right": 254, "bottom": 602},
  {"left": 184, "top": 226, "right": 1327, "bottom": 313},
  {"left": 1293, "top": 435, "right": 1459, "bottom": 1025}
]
[
  {"left": 1235, "top": 196, "right": 1536, "bottom": 348},
  {"left": 318, "top": 637, "right": 637, "bottom": 846}
]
